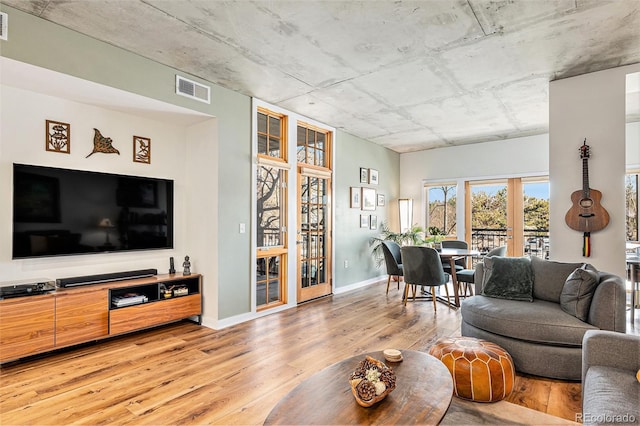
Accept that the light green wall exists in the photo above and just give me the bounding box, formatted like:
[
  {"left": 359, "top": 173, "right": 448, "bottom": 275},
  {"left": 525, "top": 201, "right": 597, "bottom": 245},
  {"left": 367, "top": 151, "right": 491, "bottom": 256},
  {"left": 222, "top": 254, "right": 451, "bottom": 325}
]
[
  {"left": 334, "top": 131, "right": 400, "bottom": 288},
  {"left": 0, "top": 5, "right": 251, "bottom": 320}
]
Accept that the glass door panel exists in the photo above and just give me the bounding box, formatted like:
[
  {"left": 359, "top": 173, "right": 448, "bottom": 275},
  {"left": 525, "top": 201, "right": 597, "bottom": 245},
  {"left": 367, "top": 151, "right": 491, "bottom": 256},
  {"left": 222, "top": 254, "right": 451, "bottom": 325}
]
[{"left": 298, "top": 171, "right": 332, "bottom": 302}]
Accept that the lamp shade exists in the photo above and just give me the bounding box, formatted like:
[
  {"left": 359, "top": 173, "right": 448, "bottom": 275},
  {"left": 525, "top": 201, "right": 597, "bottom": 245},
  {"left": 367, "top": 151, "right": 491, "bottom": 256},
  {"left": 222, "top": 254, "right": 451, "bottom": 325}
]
[
  {"left": 99, "top": 218, "right": 114, "bottom": 228},
  {"left": 398, "top": 198, "right": 413, "bottom": 232}
]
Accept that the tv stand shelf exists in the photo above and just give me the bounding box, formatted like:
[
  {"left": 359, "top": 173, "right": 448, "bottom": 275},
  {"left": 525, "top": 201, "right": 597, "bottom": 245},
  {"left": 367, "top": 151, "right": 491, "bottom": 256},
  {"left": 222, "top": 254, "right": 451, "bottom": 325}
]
[{"left": 0, "top": 274, "right": 202, "bottom": 363}]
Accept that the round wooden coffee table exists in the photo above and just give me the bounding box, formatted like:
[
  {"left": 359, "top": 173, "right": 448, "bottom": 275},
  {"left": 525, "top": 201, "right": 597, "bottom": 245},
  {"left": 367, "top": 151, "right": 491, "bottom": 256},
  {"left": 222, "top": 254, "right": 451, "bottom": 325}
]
[{"left": 264, "top": 350, "right": 453, "bottom": 425}]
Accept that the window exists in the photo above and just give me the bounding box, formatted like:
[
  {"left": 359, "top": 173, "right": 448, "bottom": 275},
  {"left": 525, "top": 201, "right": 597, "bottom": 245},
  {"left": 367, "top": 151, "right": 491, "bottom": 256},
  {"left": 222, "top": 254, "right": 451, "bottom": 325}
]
[
  {"left": 257, "top": 166, "right": 286, "bottom": 248},
  {"left": 255, "top": 107, "right": 288, "bottom": 310},
  {"left": 256, "top": 255, "right": 283, "bottom": 306},
  {"left": 297, "top": 123, "right": 329, "bottom": 167},
  {"left": 425, "top": 184, "right": 457, "bottom": 237},
  {"left": 257, "top": 108, "right": 287, "bottom": 161}
]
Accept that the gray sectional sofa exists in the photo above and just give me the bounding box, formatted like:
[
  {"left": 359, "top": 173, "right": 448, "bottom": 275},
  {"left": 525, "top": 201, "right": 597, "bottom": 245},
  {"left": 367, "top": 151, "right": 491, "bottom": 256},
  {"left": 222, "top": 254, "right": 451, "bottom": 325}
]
[
  {"left": 461, "top": 256, "right": 626, "bottom": 380},
  {"left": 581, "top": 330, "right": 639, "bottom": 426}
]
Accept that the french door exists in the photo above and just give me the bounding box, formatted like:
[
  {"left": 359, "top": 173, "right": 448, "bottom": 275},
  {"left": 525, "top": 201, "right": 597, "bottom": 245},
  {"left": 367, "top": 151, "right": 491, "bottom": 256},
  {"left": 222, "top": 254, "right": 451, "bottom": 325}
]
[
  {"left": 296, "top": 123, "right": 332, "bottom": 303},
  {"left": 465, "top": 177, "right": 549, "bottom": 257}
]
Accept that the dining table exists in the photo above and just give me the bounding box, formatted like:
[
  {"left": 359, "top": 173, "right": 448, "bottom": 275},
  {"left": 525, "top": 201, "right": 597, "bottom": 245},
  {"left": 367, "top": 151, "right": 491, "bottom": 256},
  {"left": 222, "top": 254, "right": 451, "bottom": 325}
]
[{"left": 438, "top": 247, "right": 480, "bottom": 307}]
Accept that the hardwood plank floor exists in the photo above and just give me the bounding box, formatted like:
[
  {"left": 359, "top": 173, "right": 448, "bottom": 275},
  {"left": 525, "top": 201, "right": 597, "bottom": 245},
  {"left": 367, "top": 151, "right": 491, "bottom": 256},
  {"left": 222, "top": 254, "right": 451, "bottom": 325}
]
[{"left": 1, "top": 281, "right": 637, "bottom": 425}]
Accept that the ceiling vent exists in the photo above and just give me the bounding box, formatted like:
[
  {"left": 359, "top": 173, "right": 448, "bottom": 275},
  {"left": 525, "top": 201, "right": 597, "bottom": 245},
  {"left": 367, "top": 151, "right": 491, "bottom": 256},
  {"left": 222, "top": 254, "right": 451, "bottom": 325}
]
[
  {"left": 0, "top": 12, "right": 8, "bottom": 41},
  {"left": 175, "top": 75, "right": 210, "bottom": 104}
]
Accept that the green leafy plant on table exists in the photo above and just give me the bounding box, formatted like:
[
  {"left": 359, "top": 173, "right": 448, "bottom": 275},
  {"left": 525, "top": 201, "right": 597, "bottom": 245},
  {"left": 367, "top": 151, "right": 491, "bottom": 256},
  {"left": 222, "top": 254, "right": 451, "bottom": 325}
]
[{"left": 370, "top": 222, "right": 427, "bottom": 268}]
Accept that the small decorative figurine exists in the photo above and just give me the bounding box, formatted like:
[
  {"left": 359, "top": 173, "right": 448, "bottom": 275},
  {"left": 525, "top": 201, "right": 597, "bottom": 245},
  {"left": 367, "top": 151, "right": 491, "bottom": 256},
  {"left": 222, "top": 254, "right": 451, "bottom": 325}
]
[
  {"left": 86, "top": 128, "right": 120, "bottom": 158},
  {"left": 183, "top": 255, "right": 191, "bottom": 276}
]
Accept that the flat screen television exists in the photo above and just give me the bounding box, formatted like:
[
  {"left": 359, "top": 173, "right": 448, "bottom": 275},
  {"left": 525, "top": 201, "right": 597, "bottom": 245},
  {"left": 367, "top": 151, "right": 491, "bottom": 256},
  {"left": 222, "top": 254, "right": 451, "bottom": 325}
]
[{"left": 12, "top": 164, "right": 174, "bottom": 259}]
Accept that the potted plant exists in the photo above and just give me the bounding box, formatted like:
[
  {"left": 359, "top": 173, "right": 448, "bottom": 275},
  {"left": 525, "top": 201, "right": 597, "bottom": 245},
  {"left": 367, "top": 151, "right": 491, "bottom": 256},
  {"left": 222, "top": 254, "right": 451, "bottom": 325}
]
[{"left": 424, "top": 226, "right": 445, "bottom": 250}]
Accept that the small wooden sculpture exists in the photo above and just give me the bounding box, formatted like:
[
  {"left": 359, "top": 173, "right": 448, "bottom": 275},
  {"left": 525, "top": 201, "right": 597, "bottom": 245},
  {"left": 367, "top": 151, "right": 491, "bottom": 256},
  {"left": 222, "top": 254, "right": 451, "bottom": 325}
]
[{"left": 86, "top": 128, "right": 120, "bottom": 158}]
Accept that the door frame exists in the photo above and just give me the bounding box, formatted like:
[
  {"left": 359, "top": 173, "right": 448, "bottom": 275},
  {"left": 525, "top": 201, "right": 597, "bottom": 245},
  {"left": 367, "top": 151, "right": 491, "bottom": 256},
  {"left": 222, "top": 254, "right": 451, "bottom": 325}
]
[{"left": 251, "top": 98, "right": 336, "bottom": 315}]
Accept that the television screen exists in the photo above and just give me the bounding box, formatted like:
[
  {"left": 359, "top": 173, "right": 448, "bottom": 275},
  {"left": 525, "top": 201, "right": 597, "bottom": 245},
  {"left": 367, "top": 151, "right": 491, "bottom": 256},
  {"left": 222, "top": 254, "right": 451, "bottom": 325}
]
[{"left": 12, "top": 164, "right": 174, "bottom": 258}]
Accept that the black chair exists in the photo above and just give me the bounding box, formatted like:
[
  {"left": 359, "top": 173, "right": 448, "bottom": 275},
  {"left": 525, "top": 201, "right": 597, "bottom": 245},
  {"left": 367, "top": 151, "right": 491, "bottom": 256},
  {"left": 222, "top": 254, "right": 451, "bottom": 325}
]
[
  {"left": 400, "top": 246, "right": 450, "bottom": 310},
  {"left": 456, "top": 246, "right": 507, "bottom": 295},
  {"left": 381, "top": 241, "right": 403, "bottom": 294},
  {"left": 440, "top": 239, "right": 468, "bottom": 273}
]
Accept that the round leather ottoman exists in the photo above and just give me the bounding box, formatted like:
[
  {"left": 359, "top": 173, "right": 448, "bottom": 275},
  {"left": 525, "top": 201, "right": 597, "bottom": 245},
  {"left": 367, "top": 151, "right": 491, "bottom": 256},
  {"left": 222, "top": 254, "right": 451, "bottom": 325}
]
[{"left": 429, "top": 336, "right": 515, "bottom": 402}]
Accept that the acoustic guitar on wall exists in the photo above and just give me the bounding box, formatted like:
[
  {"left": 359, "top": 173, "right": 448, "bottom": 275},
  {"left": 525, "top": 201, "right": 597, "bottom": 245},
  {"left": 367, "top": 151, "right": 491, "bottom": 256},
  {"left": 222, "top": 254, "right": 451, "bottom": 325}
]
[{"left": 565, "top": 139, "right": 610, "bottom": 233}]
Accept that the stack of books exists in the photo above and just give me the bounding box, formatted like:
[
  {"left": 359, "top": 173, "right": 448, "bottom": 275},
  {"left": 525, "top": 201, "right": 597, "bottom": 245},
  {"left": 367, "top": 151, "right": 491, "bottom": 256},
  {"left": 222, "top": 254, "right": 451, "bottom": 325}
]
[{"left": 112, "top": 293, "right": 148, "bottom": 308}]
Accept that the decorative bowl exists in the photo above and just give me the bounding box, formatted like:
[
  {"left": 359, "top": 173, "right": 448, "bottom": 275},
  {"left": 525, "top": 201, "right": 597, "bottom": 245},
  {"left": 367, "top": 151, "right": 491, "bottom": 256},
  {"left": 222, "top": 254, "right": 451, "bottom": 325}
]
[{"left": 349, "top": 355, "right": 397, "bottom": 407}]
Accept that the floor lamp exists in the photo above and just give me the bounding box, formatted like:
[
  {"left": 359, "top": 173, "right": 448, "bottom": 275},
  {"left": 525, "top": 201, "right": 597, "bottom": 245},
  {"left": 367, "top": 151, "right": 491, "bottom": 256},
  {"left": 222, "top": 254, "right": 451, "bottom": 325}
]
[{"left": 398, "top": 198, "right": 413, "bottom": 232}]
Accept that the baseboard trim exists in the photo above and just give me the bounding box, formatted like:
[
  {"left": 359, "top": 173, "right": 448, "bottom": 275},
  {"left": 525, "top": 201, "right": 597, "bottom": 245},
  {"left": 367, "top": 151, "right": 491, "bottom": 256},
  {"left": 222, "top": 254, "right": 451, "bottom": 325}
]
[
  {"left": 333, "top": 275, "right": 386, "bottom": 295},
  {"left": 206, "top": 276, "right": 386, "bottom": 330}
]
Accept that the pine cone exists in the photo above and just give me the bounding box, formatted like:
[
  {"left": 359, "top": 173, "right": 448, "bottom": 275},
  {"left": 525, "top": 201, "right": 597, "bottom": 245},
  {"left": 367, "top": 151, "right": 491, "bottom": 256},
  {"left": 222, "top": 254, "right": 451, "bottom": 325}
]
[
  {"left": 380, "top": 369, "right": 396, "bottom": 389},
  {"left": 350, "top": 366, "right": 366, "bottom": 380},
  {"left": 356, "top": 380, "right": 377, "bottom": 401}
]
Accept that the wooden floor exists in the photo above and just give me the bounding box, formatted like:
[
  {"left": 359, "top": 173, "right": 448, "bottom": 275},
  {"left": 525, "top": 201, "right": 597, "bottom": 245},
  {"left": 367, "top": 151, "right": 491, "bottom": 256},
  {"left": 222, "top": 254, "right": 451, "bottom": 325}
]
[{"left": 0, "top": 281, "right": 637, "bottom": 425}]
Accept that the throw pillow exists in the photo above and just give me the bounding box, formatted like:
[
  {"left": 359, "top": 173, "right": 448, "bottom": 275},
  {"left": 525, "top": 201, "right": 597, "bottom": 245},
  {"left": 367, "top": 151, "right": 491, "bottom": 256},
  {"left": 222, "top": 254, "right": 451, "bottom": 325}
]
[
  {"left": 482, "top": 256, "right": 534, "bottom": 302},
  {"left": 530, "top": 256, "right": 585, "bottom": 303},
  {"left": 559, "top": 265, "right": 599, "bottom": 321}
]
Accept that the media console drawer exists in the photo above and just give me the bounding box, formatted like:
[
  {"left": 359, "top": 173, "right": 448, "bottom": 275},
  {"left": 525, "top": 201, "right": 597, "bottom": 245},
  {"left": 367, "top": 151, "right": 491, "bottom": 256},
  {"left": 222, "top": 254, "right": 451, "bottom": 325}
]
[
  {"left": 109, "top": 294, "right": 201, "bottom": 335},
  {"left": 0, "top": 296, "right": 56, "bottom": 363}
]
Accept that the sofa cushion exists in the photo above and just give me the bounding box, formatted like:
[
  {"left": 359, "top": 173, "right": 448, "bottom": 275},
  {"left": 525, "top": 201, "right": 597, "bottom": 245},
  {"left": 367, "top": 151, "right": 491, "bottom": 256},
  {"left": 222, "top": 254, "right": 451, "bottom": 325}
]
[
  {"left": 560, "top": 266, "right": 599, "bottom": 321},
  {"left": 481, "top": 256, "right": 534, "bottom": 302},
  {"left": 460, "top": 296, "right": 597, "bottom": 346},
  {"left": 582, "top": 366, "right": 640, "bottom": 426},
  {"left": 531, "top": 257, "right": 584, "bottom": 302}
]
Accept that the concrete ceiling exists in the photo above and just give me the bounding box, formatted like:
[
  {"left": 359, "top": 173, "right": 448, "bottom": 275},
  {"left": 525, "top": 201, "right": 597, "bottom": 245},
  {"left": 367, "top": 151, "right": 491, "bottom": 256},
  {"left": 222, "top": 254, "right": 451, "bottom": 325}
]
[{"left": 4, "top": 0, "right": 640, "bottom": 153}]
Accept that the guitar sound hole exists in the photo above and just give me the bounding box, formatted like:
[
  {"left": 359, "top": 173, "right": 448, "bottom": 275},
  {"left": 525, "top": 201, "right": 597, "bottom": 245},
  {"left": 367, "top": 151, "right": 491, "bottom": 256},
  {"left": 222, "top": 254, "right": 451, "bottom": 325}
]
[{"left": 579, "top": 199, "right": 593, "bottom": 208}]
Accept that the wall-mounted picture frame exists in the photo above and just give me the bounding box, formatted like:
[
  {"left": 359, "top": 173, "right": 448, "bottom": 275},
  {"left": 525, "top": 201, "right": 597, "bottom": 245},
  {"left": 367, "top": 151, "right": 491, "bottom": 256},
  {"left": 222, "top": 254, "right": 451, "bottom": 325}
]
[
  {"left": 377, "top": 193, "right": 385, "bottom": 206},
  {"left": 360, "top": 214, "right": 369, "bottom": 228},
  {"left": 362, "top": 187, "right": 376, "bottom": 211},
  {"left": 45, "top": 119, "right": 71, "bottom": 154},
  {"left": 369, "top": 169, "right": 379, "bottom": 185},
  {"left": 133, "top": 135, "right": 151, "bottom": 164},
  {"left": 370, "top": 215, "right": 378, "bottom": 230},
  {"left": 360, "top": 167, "right": 369, "bottom": 184},
  {"left": 350, "top": 187, "right": 361, "bottom": 208}
]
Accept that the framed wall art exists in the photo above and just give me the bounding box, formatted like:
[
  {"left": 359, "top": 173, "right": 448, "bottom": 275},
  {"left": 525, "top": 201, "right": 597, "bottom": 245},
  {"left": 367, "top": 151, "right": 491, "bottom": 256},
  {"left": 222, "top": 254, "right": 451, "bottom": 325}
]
[
  {"left": 45, "top": 120, "right": 70, "bottom": 154},
  {"left": 370, "top": 215, "right": 378, "bottom": 230},
  {"left": 360, "top": 214, "right": 369, "bottom": 228},
  {"left": 350, "top": 187, "right": 361, "bottom": 208},
  {"left": 361, "top": 187, "right": 376, "bottom": 211},
  {"left": 133, "top": 135, "right": 151, "bottom": 164},
  {"left": 360, "top": 167, "right": 369, "bottom": 184},
  {"left": 369, "top": 169, "right": 379, "bottom": 185},
  {"left": 377, "top": 193, "right": 385, "bottom": 206}
]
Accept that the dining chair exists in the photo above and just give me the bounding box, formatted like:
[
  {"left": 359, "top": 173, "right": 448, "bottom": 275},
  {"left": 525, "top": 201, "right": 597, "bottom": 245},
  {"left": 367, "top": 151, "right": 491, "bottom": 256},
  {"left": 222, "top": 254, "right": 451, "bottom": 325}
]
[
  {"left": 440, "top": 239, "right": 468, "bottom": 272},
  {"left": 400, "top": 246, "right": 451, "bottom": 310},
  {"left": 381, "top": 241, "right": 403, "bottom": 294},
  {"left": 456, "top": 246, "right": 507, "bottom": 296}
]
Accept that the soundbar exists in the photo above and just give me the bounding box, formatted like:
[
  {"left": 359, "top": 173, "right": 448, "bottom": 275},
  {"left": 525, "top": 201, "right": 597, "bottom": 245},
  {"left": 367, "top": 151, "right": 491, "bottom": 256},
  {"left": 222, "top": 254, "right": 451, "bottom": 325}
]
[{"left": 57, "top": 269, "right": 158, "bottom": 288}]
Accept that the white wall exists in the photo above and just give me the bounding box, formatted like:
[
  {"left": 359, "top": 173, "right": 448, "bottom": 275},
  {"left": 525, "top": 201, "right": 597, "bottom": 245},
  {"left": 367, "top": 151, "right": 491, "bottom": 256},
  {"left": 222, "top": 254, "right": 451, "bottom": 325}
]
[
  {"left": 550, "top": 63, "right": 640, "bottom": 277},
  {"left": 400, "top": 133, "right": 549, "bottom": 235},
  {"left": 0, "top": 82, "right": 219, "bottom": 321}
]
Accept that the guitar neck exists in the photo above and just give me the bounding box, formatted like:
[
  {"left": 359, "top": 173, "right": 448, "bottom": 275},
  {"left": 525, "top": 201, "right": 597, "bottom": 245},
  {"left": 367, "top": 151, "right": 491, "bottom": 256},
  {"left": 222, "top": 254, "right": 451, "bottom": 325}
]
[{"left": 582, "top": 157, "right": 590, "bottom": 197}]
